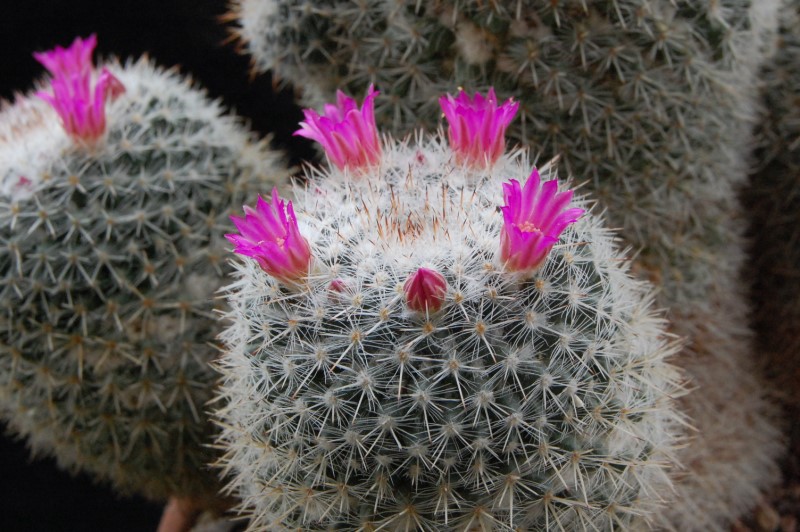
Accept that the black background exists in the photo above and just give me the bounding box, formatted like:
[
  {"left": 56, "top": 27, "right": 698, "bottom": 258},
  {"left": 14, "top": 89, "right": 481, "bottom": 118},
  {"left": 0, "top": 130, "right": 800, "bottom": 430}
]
[{"left": 0, "top": 1, "right": 310, "bottom": 530}]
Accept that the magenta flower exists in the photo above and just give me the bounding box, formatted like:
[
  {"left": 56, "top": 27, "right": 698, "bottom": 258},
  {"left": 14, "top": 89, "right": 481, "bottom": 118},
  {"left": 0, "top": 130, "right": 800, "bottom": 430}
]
[
  {"left": 34, "top": 35, "right": 125, "bottom": 142},
  {"left": 439, "top": 88, "right": 519, "bottom": 168},
  {"left": 500, "top": 170, "right": 585, "bottom": 273},
  {"left": 404, "top": 268, "right": 448, "bottom": 313},
  {"left": 226, "top": 188, "right": 312, "bottom": 283},
  {"left": 295, "top": 85, "right": 381, "bottom": 172}
]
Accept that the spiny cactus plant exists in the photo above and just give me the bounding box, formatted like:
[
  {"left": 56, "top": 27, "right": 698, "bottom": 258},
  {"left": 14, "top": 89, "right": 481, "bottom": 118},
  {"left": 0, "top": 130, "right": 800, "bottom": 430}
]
[
  {"left": 215, "top": 87, "right": 684, "bottom": 530},
  {"left": 229, "top": 2, "right": 786, "bottom": 528},
  {"left": 228, "top": 0, "right": 776, "bottom": 306},
  {"left": 0, "top": 35, "right": 287, "bottom": 504},
  {"left": 746, "top": 0, "right": 800, "bottom": 404}
]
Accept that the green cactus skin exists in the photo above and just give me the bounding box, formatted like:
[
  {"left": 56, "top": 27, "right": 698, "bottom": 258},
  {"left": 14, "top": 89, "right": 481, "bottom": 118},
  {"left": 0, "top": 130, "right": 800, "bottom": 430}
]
[
  {"left": 747, "top": 0, "right": 800, "bottom": 409},
  {"left": 229, "top": 1, "right": 786, "bottom": 528},
  {"left": 215, "top": 136, "right": 684, "bottom": 530},
  {"left": 0, "top": 56, "right": 287, "bottom": 503}
]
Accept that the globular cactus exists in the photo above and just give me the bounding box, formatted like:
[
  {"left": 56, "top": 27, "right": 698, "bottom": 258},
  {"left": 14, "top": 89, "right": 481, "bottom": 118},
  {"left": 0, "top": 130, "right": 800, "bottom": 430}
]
[
  {"left": 215, "top": 87, "right": 684, "bottom": 530},
  {"left": 229, "top": 2, "right": 786, "bottom": 528},
  {"left": 0, "top": 36, "right": 287, "bottom": 504},
  {"left": 746, "top": 0, "right": 800, "bottom": 407}
]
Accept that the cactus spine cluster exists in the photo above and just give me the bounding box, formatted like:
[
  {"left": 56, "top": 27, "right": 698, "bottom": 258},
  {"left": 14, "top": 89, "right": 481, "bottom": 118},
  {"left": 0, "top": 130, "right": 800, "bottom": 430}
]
[
  {"left": 229, "top": 1, "right": 786, "bottom": 527},
  {"left": 215, "top": 90, "right": 684, "bottom": 528},
  {"left": 0, "top": 47, "right": 286, "bottom": 503}
]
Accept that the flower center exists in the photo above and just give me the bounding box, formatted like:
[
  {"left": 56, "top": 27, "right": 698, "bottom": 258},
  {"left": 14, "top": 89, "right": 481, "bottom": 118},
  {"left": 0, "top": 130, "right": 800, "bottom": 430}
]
[{"left": 518, "top": 221, "right": 541, "bottom": 234}]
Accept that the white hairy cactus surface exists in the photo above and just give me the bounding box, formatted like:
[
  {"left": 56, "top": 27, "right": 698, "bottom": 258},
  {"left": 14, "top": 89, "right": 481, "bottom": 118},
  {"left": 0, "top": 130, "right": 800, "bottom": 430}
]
[
  {"left": 215, "top": 136, "right": 684, "bottom": 530},
  {"left": 0, "top": 55, "right": 287, "bottom": 502},
  {"left": 229, "top": 2, "right": 787, "bottom": 527}
]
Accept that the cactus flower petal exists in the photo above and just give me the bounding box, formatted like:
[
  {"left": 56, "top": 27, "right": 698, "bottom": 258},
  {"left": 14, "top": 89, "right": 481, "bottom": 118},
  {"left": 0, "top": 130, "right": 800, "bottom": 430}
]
[
  {"left": 404, "top": 267, "right": 448, "bottom": 313},
  {"left": 295, "top": 85, "right": 381, "bottom": 172},
  {"left": 500, "top": 169, "right": 584, "bottom": 272},
  {"left": 227, "top": 188, "right": 312, "bottom": 283},
  {"left": 439, "top": 88, "right": 518, "bottom": 168},
  {"left": 34, "top": 35, "right": 125, "bottom": 142}
]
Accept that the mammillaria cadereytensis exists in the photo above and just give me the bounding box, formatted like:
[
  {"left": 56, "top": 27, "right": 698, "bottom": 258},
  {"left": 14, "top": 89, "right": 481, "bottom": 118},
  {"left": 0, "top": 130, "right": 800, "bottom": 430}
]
[
  {"left": 228, "top": 2, "right": 787, "bottom": 527},
  {"left": 0, "top": 35, "right": 287, "bottom": 504},
  {"left": 215, "top": 87, "right": 683, "bottom": 530}
]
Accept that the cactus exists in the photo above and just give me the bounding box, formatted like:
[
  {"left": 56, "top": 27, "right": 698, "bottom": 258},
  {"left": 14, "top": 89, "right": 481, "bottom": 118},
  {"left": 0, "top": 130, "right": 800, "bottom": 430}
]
[
  {"left": 229, "top": 2, "right": 786, "bottom": 528},
  {"left": 214, "top": 88, "right": 684, "bottom": 530},
  {"left": 226, "top": 0, "right": 775, "bottom": 306},
  {"left": 747, "top": 1, "right": 800, "bottom": 404},
  {"left": 0, "top": 36, "right": 287, "bottom": 504}
]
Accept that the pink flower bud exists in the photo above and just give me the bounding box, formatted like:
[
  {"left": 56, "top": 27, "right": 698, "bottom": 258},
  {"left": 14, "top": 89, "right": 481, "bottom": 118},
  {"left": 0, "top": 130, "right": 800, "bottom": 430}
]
[
  {"left": 34, "top": 35, "right": 125, "bottom": 142},
  {"left": 404, "top": 268, "right": 448, "bottom": 313},
  {"left": 329, "top": 279, "right": 348, "bottom": 293},
  {"left": 295, "top": 85, "right": 381, "bottom": 172},
  {"left": 439, "top": 88, "right": 518, "bottom": 168},
  {"left": 500, "top": 169, "right": 584, "bottom": 273},
  {"left": 226, "top": 188, "right": 312, "bottom": 283}
]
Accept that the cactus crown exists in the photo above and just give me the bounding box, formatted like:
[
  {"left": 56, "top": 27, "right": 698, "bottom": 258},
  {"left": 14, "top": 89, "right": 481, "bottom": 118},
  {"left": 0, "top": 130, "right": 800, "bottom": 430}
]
[{"left": 229, "top": 0, "right": 775, "bottom": 314}]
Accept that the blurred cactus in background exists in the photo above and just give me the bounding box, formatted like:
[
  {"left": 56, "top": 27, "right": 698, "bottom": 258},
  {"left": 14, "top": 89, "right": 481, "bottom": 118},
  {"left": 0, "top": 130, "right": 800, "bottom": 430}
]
[
  {"left": 747, "top": 1, "right": 800, "bottom": 410},
  {"left": 229, "top": 1, "right": 788, "bottom": 528},
  {"left": 214, "top": 87, "right": 684, "bottom": 530},
  {"left": 0, "top": 36, "right": 287, "bottom": 506}
]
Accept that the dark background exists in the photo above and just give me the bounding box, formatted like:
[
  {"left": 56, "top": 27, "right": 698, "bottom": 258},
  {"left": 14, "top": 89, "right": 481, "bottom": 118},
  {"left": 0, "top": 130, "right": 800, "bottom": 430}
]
[{"left": 0, "top": 2, "right": 309, "bottom": 530}]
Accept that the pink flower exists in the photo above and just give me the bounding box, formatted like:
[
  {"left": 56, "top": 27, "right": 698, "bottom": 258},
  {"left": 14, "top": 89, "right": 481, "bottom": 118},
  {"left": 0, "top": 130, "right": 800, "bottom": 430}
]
[
  {"left": 404, "top": 268, "right": 448, "bottom": 313},
  {"left": 295, "top": 85, "right": 381, "bottom": 172},
  {"left": 439, "top": 88, "right": 518, "bottom": 168},
  {"left": 500, "top": 170, "right": 584, "bottom": 272},
  {"left": 226, "top": 188, "right": 312, "bottom": 283},
  {"left": 34, "top": 35, "right": 125, "bottom": 142}
]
